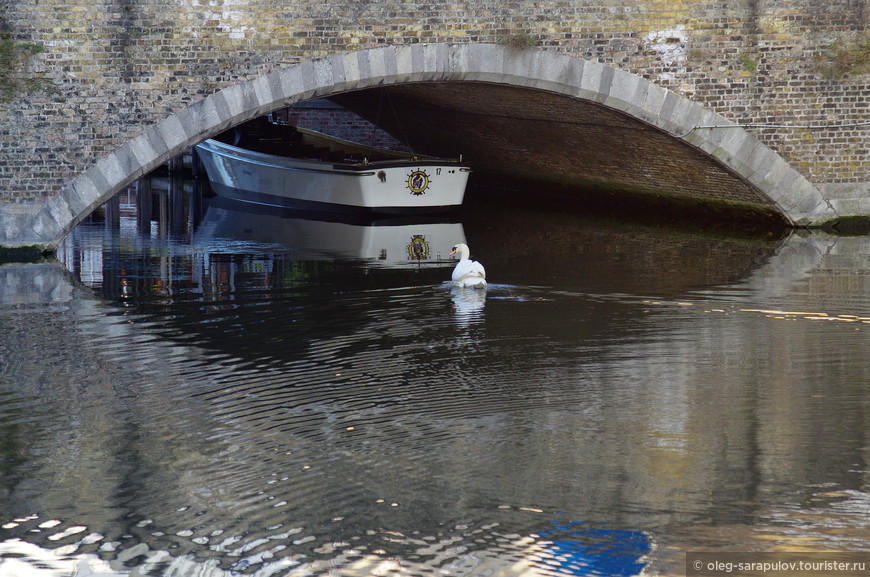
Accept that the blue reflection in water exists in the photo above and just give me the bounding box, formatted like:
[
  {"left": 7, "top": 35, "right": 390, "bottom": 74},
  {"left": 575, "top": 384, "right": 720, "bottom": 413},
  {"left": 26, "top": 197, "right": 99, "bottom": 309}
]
[{"left": 537, "top": 522, "right": 650, "bottom": 576}]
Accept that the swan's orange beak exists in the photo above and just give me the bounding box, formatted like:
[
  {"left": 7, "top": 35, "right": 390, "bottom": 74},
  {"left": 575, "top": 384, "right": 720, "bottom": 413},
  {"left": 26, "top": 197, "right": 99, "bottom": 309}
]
[{"left": 450, "top": 247, "right": 457, "bottom": 255}]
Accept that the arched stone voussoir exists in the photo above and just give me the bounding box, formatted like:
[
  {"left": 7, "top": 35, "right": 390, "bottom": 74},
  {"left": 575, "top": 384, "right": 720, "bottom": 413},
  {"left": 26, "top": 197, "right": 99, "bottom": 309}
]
[{"left": 26, "top": 42, "right": 832, "bottom": 249}]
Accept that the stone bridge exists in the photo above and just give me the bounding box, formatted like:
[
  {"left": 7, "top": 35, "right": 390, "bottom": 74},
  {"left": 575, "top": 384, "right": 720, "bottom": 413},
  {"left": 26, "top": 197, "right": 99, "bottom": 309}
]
[{"left": 1, "top": 0, "right": 867, "bottom": 253}]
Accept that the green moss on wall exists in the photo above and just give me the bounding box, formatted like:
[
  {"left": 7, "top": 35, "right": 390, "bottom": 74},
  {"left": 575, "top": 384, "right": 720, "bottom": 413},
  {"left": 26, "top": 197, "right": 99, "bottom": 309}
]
[
  {"left": 0, "top": 34, "right": 48, "bottom": 101},
  {"left": 817, "top": 35, "right": 870, "bottom": 78}
]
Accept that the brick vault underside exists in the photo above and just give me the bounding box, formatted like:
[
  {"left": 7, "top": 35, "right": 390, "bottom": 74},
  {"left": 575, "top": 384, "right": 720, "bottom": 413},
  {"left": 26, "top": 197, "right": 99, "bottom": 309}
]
[{"left": 332, "top": 82, "right": 784, "bottom": 222}]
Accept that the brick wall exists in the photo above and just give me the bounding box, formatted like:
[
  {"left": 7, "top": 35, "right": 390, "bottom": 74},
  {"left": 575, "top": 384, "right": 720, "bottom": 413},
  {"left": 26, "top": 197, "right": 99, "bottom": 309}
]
[{"left": 0, "top": 0, "right": 866, "bottom": 202}]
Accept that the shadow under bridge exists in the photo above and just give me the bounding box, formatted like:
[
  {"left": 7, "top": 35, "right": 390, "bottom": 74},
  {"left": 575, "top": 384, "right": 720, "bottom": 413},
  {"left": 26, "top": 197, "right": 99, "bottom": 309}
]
[{"left": 330, "top": 81, "right": 793, "bottom": 225}]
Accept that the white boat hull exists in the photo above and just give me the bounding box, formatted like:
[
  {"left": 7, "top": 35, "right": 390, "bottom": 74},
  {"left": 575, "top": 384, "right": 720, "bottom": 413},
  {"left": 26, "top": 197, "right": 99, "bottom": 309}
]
[{"left": 194, "top": 138, "right": 471, "bottom": 214}]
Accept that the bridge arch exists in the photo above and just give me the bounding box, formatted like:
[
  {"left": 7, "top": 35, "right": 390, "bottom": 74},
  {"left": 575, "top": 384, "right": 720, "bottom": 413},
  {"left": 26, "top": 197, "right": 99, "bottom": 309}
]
[{"left": 30, "top": 43, "right": 835, "bottom": 250}]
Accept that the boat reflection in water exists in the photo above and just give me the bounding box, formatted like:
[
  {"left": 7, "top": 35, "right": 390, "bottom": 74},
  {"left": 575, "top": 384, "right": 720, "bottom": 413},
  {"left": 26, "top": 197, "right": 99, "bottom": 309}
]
[
  {"left": 195, "top": 197, "right": 490, "bottom": 328},
  {"left": 194, "top": 196, "right": 466, "bottom": 269}
]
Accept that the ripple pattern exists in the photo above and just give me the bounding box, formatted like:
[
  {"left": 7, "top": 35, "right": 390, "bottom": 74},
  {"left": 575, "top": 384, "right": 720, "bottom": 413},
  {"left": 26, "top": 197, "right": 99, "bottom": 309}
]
[{"left": 8, "top": 211, "right": 870, "bottom": 575}]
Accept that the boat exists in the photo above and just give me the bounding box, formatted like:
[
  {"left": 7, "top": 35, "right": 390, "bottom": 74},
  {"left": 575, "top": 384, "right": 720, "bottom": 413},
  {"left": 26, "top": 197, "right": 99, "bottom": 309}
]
[{"left": 193, "top": 118, "right": 472, "bottom": 214}]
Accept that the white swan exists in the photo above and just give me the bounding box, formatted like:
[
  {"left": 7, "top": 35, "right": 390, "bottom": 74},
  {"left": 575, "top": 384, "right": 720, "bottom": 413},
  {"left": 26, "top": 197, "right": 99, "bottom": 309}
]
[{"left": 451, "top": 243, "right": 487, "bottom": 289}]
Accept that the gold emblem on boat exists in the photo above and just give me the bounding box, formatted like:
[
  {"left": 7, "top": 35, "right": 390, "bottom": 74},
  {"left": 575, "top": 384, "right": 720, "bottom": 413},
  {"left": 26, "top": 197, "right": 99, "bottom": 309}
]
[
  {"left": 407, "top": 235, "right": 430, "bottom": 261},
  {"left": 406, "top": 170, "right": 430, "bottom": 195}
]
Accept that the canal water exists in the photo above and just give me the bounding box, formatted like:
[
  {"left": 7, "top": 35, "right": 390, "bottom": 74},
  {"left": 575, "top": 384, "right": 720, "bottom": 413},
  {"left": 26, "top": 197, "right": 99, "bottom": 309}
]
[{"left": 2, "top": 180, "right": 870, "bottom": 576}]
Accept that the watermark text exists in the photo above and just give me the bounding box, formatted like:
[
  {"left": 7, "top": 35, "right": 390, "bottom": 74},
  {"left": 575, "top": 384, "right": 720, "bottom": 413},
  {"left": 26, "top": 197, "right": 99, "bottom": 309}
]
[{"left": 688, "top": 552, "right": 870, "bottom": 576}]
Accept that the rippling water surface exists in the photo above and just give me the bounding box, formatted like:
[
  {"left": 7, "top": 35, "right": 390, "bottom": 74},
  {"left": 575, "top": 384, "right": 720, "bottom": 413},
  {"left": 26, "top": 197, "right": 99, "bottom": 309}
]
[{"left": 3, "top": 189, "right": 870, "bottom": 576}]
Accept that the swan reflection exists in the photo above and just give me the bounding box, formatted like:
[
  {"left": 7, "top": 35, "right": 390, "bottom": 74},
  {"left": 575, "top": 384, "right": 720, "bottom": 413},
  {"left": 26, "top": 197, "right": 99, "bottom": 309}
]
[{"left": 451, "top": 283, "right": 486, "bottom": 325}]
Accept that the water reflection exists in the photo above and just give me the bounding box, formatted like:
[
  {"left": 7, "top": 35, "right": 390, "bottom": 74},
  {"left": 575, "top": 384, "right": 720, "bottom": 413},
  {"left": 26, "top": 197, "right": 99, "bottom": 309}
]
[
  {"left": 196, "top": 196, "right": 464, "bottom": 267},
  {"left": 451, "top": 285, "right": 487, "bottom": 325},
  {"left": 3, "top": 189, "right": 870, "bottom": 576}
]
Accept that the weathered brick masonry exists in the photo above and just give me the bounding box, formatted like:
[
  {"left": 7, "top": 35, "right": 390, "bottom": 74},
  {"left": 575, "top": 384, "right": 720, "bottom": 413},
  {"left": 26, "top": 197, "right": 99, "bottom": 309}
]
[{"left": 0, "top": 0, "right": 867, "bottom": 205}]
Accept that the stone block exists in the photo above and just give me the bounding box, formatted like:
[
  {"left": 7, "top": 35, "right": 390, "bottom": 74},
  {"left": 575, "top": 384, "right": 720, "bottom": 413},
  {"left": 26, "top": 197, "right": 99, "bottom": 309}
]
[
  {"left": 153, "top": 115, "right": 189, "bottom": 157},
  {"left": 518, "top": 50, "right": 553, "bottom": 89},
  {"left": 64, "top": 174, "right": 101, "bottom": 219},
  {"left": 821, "top": 182, "right": 870, "bottom": 200},
  {"left": 126, "top": 131, "right": 161, "bottom": 175},
  {"left": 787, "top": 178, "right": 832, "bottom": 222},
  {"left": 793, "top": 197, "right": 836, "bottom": 227},
  {"left": 94, "top": 154, "right": 127, "bottom": 195},
  {"left": 577, "top": 59, "right": 606, "bottom": 102},
  {"left": 218, "top": 83, "right": 249, "bottom": 121},
  {"left": 447, "top": 43, "right": 469, "bottom": 79},
  {"left": 656, "top": 91, "right": 682, "bottom": 128},
  {"left": 394, "top": 45, "right": 414, "bottom": 83},
  {"left": 757, "top": 158, "right": 795, "bottom": 207},
  {"left": 24, "top": 209, "right": 59, "bottom": 245},
  {"left": 351, "top": 50, "right": 369, "bottom": 86},
  {"left": 112, "top": 142, "right": 146, "bottom": 184},
  {"left": 0, "top": 201, "right": 46, "bottom": 244},
  {"left": 251, "top": 74, "right": 276, "bottom": 112},
  {"left": 277, "top": 66, "right": 308, "bottom": 106},
  {"left": 410, "top": 44, "right": 427, "bottom": 81},
  {"left": 43, "top": 194, "right": 74, "bottom": 234},
  {"left": 603, "top": 70, "right": 644, "bottom": 114},
  {"left": 683, "top": 110, "right": 730, "bottom": 149},
  {"left": 465, "top": 43, "right": 505, "bottom": 83},
  {"left": 140, "top": 125, "right": 170, "bottom": 163},
  {"left": 409, "top": 43, "right": 447, "bottom": 82},
  {"left": 325, "top": 53, "right": 347, "bottom": 92},
  {"left": 640, "top": 83, "right": 669, "bottom": 125},
  {"left": 380, "top": 45, "right": 399, "bottom": 82},
  {"left": 432, "top": 43, "right": 451, "bottom": 80},
  {"left": 204, "top": 91, "right": 235, "bottom": 134},
  {"left": 665, "top": 96, "right": 704, "bottom": 135},
  {"left": 828, "top": 198, "right": 867, "bottom": 218},
  {"left": 237, "top": 81, "right": 263, "bottom": 118},
  {"left": 739, "top": 139, "right": 773, "bottom": 181},
  {"left": 173, "top": 107, "right": 199, "bottom": 141}
]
